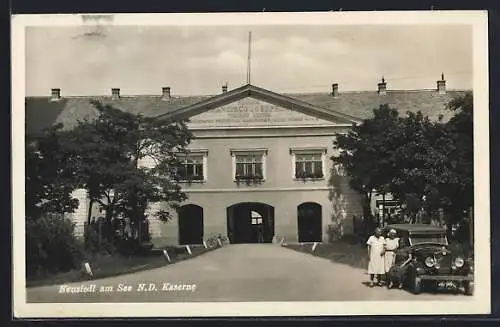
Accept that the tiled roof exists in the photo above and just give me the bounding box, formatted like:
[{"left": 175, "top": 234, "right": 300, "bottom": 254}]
[
  {"left": 25, "top": 86, "right": 469, "bottom": 135},
  {"left": 290, "top": 89, "right": 467, "bottom": 121},
  {"left": 25, "top": 95, "right": 210, "bottom": 135}
]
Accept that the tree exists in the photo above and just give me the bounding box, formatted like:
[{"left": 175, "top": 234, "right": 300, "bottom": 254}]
[
  {"left": 441, "top": 92, "right": 473, "bottom": 239},
  {"left": 390, "top": 93, "right": 473, "bottom": 236},
  {"left": 67, "top": 101, "right": 193, "bottom": 244},
  {"left": 64, "top": 111, "right": 132, "bottom": 226},
  {"left": 388, "top": 111, "right": 451, "bottom": 224},
  {"left": 332, "top": 104, "right": 401, "bottom": 221},
  {"left": 25, "top": 126, "right": 84, "bottom": 276},
  {"left": 331, "top": 93, "right": 473, "bottom": 241},
  {"left": 25, "top": 124, "right": 80, "bottom": 220}
]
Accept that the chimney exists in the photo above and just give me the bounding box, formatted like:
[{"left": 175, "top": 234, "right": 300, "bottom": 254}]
[
  {"left": 377, "top": 77, "right": 387, "bottom": 95},
  {"left": 222, "top": 84, "right": 228, "bottom": 94},
  {"left": 50, "top": 88, "right": 61, "bottom": 101},
  {"left": 437, "top": 73, "right": 446, "bottom": 94},
  {"left": 162, "top": 86, "right": 171, "bottom": 100},
  {"left": 331, "top": 83, "right": 339, "bottom": 97},
  {"left": 111, "top": 88, "right": 120, "bottom": 99}
]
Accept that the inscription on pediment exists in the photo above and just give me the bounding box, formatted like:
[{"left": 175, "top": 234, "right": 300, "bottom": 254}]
[{"left": 187, "top": 97, "right": 336, "bottom": 128}]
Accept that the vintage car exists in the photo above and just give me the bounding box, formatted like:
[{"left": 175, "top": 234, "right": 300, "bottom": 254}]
[{"left": 383, "top": 224, "right": 474, "bottom": 295}]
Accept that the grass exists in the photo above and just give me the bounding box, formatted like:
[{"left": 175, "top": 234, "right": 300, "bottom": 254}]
[
  {"left": 283, "top": 238, "right": 369, "bottom": 270},
  {"left": 26, "top": 245, "right": 217, "bottom": 288}
]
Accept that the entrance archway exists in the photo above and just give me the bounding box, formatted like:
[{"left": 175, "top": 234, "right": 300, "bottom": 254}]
[
  {"left": 297, "top": 202, "right": 322, "bottom": 242},
  {"left": 178, "top": 204, "right": 204, "bottom": 245},
  {"left": 227, "top": 202, "right": 274, "bottom": 244}
]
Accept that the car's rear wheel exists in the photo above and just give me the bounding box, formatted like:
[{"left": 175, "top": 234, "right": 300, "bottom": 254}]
[
  {"left": 412, "top": 277, "right": 422, "bottom": 294},
  {"left": 464, "top": 281, "right": 474, "bottom": 296},
  {"left": 408, "top": 270, "right": 422, "bottom": 294}
]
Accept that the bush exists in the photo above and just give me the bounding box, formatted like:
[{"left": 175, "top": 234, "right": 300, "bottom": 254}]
[
  {"left": 84, "top": 225, "right": 116, "bottom": 255},
  {"left": 84, "top": 218, "right": 152, "bottom": 256},
  {"left": 26, "top": 214, "right": 84, "bottom": 277},
  {"left": 326, "top": 223, "right": 343, "bottom": 242},
  {"left": 115, "top": 239, "right": 154, "bottom": 256}
]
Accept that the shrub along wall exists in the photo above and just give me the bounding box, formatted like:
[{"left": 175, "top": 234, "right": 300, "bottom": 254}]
[
  {"left": 26, "top": 214, "right": 84, "bottom": 278},
  {"left": 26, "top": 214, "right": 227, "bottom": 285}
]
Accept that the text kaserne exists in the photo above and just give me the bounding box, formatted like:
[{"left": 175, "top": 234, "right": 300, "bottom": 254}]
[
  {"left": 162, "top": 282, "right": 197, "bottom": 292},
  {"left": 136, "top": 282, "right": 197, "bottom": 292}
]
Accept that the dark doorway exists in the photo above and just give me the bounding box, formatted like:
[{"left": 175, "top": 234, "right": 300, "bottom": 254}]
[
  {"left": 178, "top": 204, "right": 204, "bottom": 245},
  {"left": 227, "top": 202, "right": 274, "bottom": 244},
  {"left": 297, "top": 202, "right": 322, "bottom": 242}
]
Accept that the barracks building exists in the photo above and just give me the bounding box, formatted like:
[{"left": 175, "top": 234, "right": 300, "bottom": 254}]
[{"left": 25, "top": 76, "right": 468, "bottom": 246}]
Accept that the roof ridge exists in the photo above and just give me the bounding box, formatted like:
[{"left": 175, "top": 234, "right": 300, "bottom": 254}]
[{"left": 25, "top": 88, "right": 470, "bottom": 99}]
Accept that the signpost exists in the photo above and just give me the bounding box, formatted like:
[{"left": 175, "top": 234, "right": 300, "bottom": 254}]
[
  {"left": 162, "top": 249, "right": 171, "bottom": 263},
  {"left": 83, "top": 262, "right": 93, "bottom": 278}
]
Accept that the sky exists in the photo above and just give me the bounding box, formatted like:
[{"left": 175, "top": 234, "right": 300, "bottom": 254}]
[{"left": 25, "top": 25, "right": 472, "bottom": 96}]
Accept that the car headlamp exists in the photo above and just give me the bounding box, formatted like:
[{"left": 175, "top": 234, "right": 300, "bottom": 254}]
[
  {"left": 455, "top": 257, "right": 465, "bottom": 268},
  {"left": 425, "top": 256, "right": 435, "bottom": 267}
]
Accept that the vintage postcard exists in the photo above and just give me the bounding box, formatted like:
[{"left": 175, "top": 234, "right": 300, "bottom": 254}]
[{"left": 12, "top": 11, "right": 490, "bottom": 317}]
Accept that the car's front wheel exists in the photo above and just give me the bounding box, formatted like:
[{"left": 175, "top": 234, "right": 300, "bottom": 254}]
[{"left": 463, "top": 281, "right": 474, "bottom": 296}]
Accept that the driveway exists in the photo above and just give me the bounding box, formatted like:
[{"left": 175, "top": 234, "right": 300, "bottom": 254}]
[{"left": 27, "top": 244, "right": 472, "bottom": 302}]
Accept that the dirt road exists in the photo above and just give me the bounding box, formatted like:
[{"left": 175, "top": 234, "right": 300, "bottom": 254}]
[{"left": 27, "top": 244, "right": 472, "bottom": 303}]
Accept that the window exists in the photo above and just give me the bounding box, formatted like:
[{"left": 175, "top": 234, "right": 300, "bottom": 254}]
[
  {"left": 409, "top": 234, "right": 448, "bottom": 246},
  {"left": 295, "top": 153, "right": 323, "bottom": 178},
  {"left": 251, "top": 217, "right": 263, "bottom": 225},
  {"left": 290, "top": 148, "right": 326, "bottom": 179},
  {"left": 179, "top": 156, "right": 204, "bottom": 180},
  {"left": 177, "top": 149, "right": 208, "bottom": 182},
  {"left": 251, "top": 211, "right": 263, "bottom": 225},
  {"left": 236, "top": 155, "right": 263, "bottom": 177},
  {"left": 231, "top": 149, "right": 267, "bottom": 182}
]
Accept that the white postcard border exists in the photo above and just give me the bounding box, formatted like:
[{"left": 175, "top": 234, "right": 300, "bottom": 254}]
[{"left": 11, "top": 11, "right": 490, "bottom": 317}]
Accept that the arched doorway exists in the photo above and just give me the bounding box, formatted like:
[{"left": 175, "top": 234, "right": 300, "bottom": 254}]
[
  {"left": 227, "top": 202, "right": 274, "bottom": 244},
  {"left": 178, "top": 204, "right": 204, "bottom": 245},
  {"left": 297, "top": 202, "right": 322, "bottom": 242}
]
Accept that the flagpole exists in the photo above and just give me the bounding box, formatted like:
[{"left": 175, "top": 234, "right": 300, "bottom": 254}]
[{"left": 247, "top": 31, "right": 252, "bottom": 85}]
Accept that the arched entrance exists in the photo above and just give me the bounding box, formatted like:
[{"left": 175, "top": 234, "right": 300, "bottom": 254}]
[
  {"left": 178, "top": 204, "right": 204, "bottom": 245},
  {"left": 227, "top": 202, "right": 274, "bottom": 244},
  {"left": 297, "top": 202, "right": 322, "bottom": 242}
]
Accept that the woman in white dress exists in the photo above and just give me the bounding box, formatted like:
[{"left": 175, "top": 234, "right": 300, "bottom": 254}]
[
  {"left": 366, "top": 227, "right": 385, "bottom": 287},
  {"left": 383, "top": 229, "right": 400, "bottom": 288}
]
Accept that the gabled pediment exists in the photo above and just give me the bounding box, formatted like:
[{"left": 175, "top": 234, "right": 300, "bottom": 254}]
[{"left": 156, "top": 84, "right": 361, "bottom": 128}]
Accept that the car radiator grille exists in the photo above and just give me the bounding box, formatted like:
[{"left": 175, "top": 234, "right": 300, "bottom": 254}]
[{"left": 435, "top": 253, "right": 453, "bottom": 274}]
